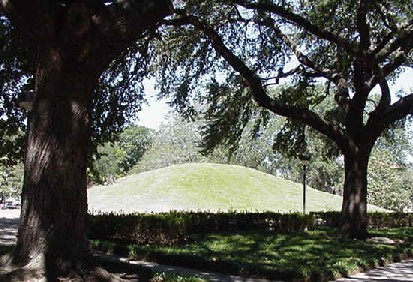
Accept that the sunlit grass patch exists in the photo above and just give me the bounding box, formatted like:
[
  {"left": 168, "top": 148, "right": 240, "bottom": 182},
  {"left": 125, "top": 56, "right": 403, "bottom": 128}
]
[{"left": 93, "top": 227, "right": 413, "bottom": 281}]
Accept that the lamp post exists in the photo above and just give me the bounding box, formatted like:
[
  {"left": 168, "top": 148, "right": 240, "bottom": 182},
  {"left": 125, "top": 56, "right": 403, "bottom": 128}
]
[
  {"left": 298, "top": 153, "right": 311, "bottom": 214},
  {"left": 1, "top": 169, "right": 7, "bottom": 207}
]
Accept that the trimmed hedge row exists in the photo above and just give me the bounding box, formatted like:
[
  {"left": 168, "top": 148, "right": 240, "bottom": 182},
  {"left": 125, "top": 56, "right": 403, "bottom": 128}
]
[
  {"left": 87, "top": 211, "right": 413, "bottom": 244},
  {"left": 311, "top": 211, "right": 413, "bottom": 229},
  {"left": 87, "top": 212, "right": 312, "bottom": 244}
]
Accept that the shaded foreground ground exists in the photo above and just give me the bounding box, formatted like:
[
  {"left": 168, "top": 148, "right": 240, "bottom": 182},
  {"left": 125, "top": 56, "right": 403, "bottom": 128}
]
[
  {"left": 96, "top": 253, "right": 413, "bottom": 282},
  {"left": 0, "top": 209, "right": 19, "bottom": 246},
  {"left": 1, "top": 209, "right": 413, "bottom": 281}
]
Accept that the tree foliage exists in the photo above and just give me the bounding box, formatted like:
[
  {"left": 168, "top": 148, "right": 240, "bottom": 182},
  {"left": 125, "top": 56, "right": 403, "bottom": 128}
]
[
  {"left": 0, "top": 0, "right": 172, "bottom": 278},
  {"left": 148, "top": 0, "right": 413, "bottom": 238},
  {"left": 0, "top": 16, "right": 29, "bottom": 162},
  {"left": 0, "top": 162, "right": 23, "bottom": 199},
  {"left": 131, "top": 114, "right": 207, "bottom": 173},
  {"left": 0, "top": 13, "right": 156, "bottom": 166},
  {"left": 91, "top": 125, "right": 153, "bottom": 184}
]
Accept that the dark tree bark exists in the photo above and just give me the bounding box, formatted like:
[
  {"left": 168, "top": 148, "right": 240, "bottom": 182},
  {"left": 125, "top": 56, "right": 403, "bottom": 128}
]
[
  {"left": 340, "top": 150, "right": 370, "bottom": 239},
  {"left": 12, "top": 49, "right": 99, "bottom": 278},
  {"left": 0, "top": 0, "right": 171, "bottom": 279}
]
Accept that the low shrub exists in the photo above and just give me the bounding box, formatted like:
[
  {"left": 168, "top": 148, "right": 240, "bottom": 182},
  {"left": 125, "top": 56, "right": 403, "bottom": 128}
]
[
  {"left": 310, "top": 212, "right": 413, "bottom": 230},
  {"left": 88, "top": 211, "right": 413, "bottom": 244},
  {"left": 87, "top": 211, "right": 313, "bottom": 244},
  {"left": 368, "top": 212, "right": 413, "bottom": 228}
]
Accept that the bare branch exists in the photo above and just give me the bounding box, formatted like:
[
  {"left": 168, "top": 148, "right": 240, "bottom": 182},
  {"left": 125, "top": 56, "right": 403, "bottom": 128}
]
[
  {"left": 261, "top": 66, "right": 302, "bottom": 82},
  {"left": 172, "top": 12, "right": 349, "bottom": 151},
  {"left": 357, "top": 0, "right": 371, "bottom": 50},
  {"left": 233, "top": 0, "right": 358, "bottom": 55},
  {"left": 367, "top": 93, "right": 413, "bottom": 141},
  {"left": 375, "top": 28, "right": 413, "bottom": 62},
  {"left": 258, "top": 17, "right": 337, "bottom": 81},
  {"left": 382, "top": 50, "right": 412, "bottom": 77}
]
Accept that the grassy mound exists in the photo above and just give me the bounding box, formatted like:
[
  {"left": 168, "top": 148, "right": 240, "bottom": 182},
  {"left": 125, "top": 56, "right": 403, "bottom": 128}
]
[{"left": 88, "top": 163, "right": 377, "bottom": 214}]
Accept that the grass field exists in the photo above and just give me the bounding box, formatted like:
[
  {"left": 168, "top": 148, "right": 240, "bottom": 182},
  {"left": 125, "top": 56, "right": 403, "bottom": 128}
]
[
  {"left": 92, "top": 227, "right": 413, "bottom": 281},
  {"left": 88, "top": 163, "right": 381, "bottom": 214}
]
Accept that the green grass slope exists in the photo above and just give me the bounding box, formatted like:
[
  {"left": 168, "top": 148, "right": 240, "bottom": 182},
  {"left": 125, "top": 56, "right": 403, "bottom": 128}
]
[{"left": 88, "top": 163, "right": 379, "bottom": 214}]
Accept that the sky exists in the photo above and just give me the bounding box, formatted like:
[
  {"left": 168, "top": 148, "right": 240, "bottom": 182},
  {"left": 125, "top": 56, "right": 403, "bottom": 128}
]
[
  {"left": 136, "top": 68, "right": 413, "bottom": 130},
  {"left": 136, "top": 94, "right": 170, "bottom": 129},
  {"left": 135, "top": 79, "right": 171, "bottom": 130}
]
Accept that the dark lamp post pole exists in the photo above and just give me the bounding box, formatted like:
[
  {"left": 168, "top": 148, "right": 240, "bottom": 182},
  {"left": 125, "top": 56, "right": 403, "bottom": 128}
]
[{"left": 299, "top": 154, "right": 311, "bottom": 214}]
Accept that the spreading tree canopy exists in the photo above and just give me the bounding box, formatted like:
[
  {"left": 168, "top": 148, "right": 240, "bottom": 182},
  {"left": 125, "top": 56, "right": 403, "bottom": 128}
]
[
  {"left": 0, "top": 2, "right": 412, "bottom": 279},
  {"left": 152, "top": 0, "right": 413, "bottom": 239}
]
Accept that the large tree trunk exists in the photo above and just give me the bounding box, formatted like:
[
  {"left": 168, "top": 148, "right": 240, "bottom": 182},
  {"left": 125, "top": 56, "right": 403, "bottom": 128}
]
[
  {"left": 340, "top": 151, "right": 370, "bottom": 240},
  {"left": 11, "top": 48, "right": 99, "bottom": 279},
  {"left": 0, "top": 1, "right": 172, "bottom": 278}
]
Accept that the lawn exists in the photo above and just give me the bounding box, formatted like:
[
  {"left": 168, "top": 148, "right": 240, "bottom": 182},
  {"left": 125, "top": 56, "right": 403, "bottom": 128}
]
[
  {"left": 88, "top": 163, "right": 383, "bottom": 214},
  {"left": 92, "top": 227, "right": 413, "bottom": 281}
]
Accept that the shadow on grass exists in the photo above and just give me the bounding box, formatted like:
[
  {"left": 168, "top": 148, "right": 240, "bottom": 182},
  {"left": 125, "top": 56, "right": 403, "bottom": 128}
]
[{"left": 93, "top": 228, "right": 413, "bottom": 281}]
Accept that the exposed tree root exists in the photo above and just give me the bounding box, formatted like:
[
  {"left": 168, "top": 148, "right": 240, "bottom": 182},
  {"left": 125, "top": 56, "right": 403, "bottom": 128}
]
[{"left": 0, "top": 254, "right": 133, "bottom": 281}]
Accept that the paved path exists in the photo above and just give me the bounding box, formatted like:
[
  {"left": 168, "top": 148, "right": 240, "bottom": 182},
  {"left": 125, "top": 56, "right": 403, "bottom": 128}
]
[
  {"left": 96, "top": 253, "right": 413, "bottom": 282},
  {"left": 1, "top": 211, "right": 413, "bottom": 281},
  {"left": 95, "top": 253, "right": 280, "bottom": 282},
  {"left": 0, "top": 209, "right": 19, "bottom": 246},
  {"left": 334, "top": 259, "right": 413, "bottom": 282}
]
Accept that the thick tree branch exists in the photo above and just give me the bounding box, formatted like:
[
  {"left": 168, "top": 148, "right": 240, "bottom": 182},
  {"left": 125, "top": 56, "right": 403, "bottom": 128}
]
[
  {"left": 256, "top": 17, "right": 339, "bottom": 82},
  {"left": 368, "top": 64, "right": 391, "bottom": 118},
  {"left": 367, "top": 93, "right": 413, "bottom": 141},
  {"left": 375, "top": 27, "right": 413, "bottom": 61},
  {"left": 382, "top": 49, "right": 413, "bottom": 78},
  {"left": 233, "top": 0, "right": 357, "bottom": 55},
  {"left": 101, "top": 0, "right": 172, "bottom": 41},
  {"left": 172, "top": 13, "right": 349, "bottom": 152},
  {"left": 350, "top": 1, "right": 373, "bottom": 123},
  {"left": 2, "top": 0, "right": 172, "bottom": 64},
  {"left": 357, "top": 0, "right": 371, "bottom": 51}
]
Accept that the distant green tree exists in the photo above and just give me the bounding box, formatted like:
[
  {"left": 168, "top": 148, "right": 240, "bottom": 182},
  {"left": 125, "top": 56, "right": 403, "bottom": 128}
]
[
  {"left": 367, "top": 121, "right": 413, "bottom": 211},
  {"left": 91, "top": 125, "right": 153, "bottom": 184},
  {"left": 367, "top": 150, "right": 405, "bottom": 211},
  {"left": 118, "top": 125, "right": 153, "bottom": 172},
  {"left": 131, "top": 114, "right": 206, "bottom": 173},
  {"left": 92, "top": 142, "right": 126, "bottom": 185},
  {"left": 0, "top": 163, "right": 24, "bottom": 200}
]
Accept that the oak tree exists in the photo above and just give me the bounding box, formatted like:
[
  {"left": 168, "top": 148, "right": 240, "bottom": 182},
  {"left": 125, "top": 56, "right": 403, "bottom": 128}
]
[
  {"left": 0, "top": 0, "right": 171, "bottom": 279},
  {"left": 154, "top": 0, "right": 413, "bottom": 239}
]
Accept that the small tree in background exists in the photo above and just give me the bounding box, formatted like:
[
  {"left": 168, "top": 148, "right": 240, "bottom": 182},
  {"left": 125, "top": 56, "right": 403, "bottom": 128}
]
[{"left": 131, "top": 114, "right": 207, "bottom": 173}]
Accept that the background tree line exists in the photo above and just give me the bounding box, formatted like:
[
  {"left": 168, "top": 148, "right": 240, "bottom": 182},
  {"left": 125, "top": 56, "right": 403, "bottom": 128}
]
[{"left": 91, "top": 108, "right": 413, "bottom": 212}]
